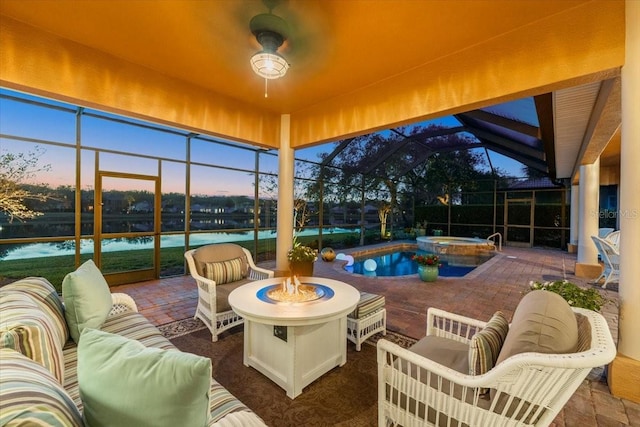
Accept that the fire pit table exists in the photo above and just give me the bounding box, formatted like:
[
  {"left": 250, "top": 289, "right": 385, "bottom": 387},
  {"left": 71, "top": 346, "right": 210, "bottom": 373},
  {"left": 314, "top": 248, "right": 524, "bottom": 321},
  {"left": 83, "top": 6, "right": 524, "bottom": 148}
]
[{"left": 228, "top": 276, "right": 360, "bottom": 399}]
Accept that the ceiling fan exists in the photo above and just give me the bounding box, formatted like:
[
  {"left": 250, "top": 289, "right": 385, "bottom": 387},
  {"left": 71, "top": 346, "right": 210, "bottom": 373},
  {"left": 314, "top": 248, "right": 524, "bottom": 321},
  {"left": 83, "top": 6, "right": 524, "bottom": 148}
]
[{"left": 249, "top": 0, "right": 290, "bottom": 97}]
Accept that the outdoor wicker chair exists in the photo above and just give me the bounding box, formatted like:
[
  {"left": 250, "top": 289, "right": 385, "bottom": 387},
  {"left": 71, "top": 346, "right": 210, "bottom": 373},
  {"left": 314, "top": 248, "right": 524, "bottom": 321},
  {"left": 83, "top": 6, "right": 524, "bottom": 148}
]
[
  {"left": 598, "top": 227, "right": 614, "bottom": 238},
  {"left": 184, "top": 243, "right": 274, "bottom": 341},
  {"left": 591, "top": 235, "right": 620, "bottom": 289},
  {"left": 604, "top": 230, "right": 620, "bottom": 249},
  {"left": 377, "top": 290, "right": 616, "bottom": 427}
]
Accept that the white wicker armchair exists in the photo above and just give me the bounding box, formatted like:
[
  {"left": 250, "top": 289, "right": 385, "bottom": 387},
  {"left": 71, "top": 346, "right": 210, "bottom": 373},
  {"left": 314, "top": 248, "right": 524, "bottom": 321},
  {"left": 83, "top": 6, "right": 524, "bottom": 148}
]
[
  {"left": 591, "top": 235, "right": 620, "bottom": 289},
  {"left": 604, "top": 230, "right": 620, "bottom": 248},
  {"left": 377, "top": 303, "right": 616, "bottom": 427},
  {"left": 185, "top": 244, "right": 274, "bottom": 342}
]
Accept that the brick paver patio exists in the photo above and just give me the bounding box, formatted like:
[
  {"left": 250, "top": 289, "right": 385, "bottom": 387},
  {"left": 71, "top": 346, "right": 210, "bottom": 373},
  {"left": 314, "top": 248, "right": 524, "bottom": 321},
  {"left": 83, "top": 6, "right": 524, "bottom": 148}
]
[{"left": 112, "top": 244, "right": 639, "bottom": 426}]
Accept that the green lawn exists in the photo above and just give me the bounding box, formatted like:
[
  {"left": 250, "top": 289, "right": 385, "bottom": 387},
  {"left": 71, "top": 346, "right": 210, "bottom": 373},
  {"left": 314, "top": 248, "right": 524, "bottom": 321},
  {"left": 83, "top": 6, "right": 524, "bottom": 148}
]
[{"left": 0, "top": 231, "right": 368, "bottom": 292}]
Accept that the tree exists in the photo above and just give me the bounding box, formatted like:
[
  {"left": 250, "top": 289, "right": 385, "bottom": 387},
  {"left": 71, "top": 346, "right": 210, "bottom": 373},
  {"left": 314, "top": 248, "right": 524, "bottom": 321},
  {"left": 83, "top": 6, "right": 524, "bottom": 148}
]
[
  {"left": 378, "top": 202, "right": 391, "bottom": 238},
  {"left": 293, "top": 198, "right": 310, "bottom": 232},
  {"left": 315, "top": 124, "right": 506, "bottom": 235},
  {"left": 257, "top": 161, "right": 321, "bottom": 231},
  {"left": 0, "top": 146, "right": 52, "bottom": 223}
]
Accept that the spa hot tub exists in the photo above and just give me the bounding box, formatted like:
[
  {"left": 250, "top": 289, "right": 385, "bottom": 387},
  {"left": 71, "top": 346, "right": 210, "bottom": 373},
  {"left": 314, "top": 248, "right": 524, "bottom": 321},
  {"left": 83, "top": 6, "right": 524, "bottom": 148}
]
[{"left": 416, "top": 236, "right": 496, "bottom": 266}]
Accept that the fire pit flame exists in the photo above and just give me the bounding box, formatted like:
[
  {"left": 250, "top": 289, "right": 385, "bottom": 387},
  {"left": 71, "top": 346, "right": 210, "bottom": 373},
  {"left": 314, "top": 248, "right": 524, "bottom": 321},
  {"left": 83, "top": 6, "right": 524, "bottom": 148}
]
[{"left": 266, "top": 276, "right": 323, "bottom": 302}]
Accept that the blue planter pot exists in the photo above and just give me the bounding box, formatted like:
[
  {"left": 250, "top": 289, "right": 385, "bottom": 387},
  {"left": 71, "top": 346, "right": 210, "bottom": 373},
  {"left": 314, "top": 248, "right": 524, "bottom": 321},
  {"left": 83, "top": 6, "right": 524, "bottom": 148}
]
[{"left": 418, "top": 265, "right": 439, "bottom": 282}]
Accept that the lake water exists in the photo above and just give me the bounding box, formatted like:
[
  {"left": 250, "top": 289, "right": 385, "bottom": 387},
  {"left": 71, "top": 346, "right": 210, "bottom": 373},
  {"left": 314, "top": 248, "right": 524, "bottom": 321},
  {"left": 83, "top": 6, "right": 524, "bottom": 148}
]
[{"left": 1, "top": 227, "right": 358, "bottom": 261}]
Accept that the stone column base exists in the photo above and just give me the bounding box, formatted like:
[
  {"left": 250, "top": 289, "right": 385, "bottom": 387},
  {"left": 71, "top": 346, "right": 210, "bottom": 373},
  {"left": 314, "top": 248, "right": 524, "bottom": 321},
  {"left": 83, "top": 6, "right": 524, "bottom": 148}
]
[
  {"left": 574, "top": 262, "right": 602, "bottom": 279},
  {"left": 567, "top": 243, "right": 577, "bottom": 254},
  {"left": 608, "top": 353, "right": 640, "bottom": 403}
]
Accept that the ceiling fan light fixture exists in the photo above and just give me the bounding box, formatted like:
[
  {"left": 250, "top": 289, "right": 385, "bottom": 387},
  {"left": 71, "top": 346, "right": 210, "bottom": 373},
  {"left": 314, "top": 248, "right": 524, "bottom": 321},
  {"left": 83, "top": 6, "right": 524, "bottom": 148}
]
[
  {"left": 250, "top": 51, "right": 289, "bottom": 79},
  {"left": 249, "top": 9, "right": 290, "bottom": 96}
]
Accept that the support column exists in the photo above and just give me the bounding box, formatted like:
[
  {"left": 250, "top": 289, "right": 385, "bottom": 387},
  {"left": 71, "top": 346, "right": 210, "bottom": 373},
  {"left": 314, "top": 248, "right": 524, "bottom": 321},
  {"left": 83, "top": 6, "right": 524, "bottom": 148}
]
[
  {"left": 574, "top": 159, "right": 601, "bottom": 278},
  {"left": 608, "top": 0, "right": 640, "bottom": 403},
  {"left": 275, "top": 114, "right": 294, "bottom": 276},
  {"left": 568, "top": 184, "right": 579, "bottom": 253}
]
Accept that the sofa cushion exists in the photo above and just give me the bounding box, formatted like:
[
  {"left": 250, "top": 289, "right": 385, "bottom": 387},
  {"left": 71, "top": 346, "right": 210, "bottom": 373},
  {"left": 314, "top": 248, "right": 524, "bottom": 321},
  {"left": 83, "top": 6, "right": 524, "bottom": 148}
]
[
  {"left": 0, "top": 348, "right": 83, "bottom": 427},
  {"left": 193, "top": 244, "right": 248, "bottom": 277},
  {"left": 77, "top": 328, "right": 212, "bottom": 427},
  {"left": 469, "top": 311, "right": 509, "bottom": 376},
  {"left": 0, "top": 291, "right": 66, "bottom": 383},
  {"left": 62, "top": 260, "right": 113, "bottom": 343},
  {"left": 496, "top": 290, "right": 578, "bottom": 365},
  {"left": 205, "top": 257, "right": 246, "bottom": 285},
  {"left": 1, "top": 277, "right": 69, "bottom": 345}
]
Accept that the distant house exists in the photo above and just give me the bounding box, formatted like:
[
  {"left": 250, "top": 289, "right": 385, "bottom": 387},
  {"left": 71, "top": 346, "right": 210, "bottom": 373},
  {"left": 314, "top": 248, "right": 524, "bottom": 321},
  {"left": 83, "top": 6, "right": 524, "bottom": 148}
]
[
  {"left": 504, "top": 177, "right": 563, "bottom": 190},
  {"left": 131, "top": 200, "right": 152, "bottom": 213},
  {"left": 190, "top": 204, "right": 212, "bottom": 213}
]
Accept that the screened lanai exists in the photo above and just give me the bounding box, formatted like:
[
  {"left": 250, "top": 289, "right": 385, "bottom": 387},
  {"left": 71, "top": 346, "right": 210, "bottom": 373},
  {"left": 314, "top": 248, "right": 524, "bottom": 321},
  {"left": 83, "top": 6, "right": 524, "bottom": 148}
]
[
  {"left": 1, "top": 0, "right": 638, "bottom": 403},
  {"left": 1, "top": 89, "right": 569, "bottom": 288}
]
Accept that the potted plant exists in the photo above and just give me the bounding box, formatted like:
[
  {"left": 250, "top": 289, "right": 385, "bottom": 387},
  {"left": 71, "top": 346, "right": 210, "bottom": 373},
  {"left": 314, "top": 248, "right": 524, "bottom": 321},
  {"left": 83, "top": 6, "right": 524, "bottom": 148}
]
[
  {"left": 287, "top": 241, "right": 318, "bottom": 277},
  {"left": 528, "top": 280, "right": 611, "bottom": 312},
  {"left": 412, "top": 253, "right": 441, "bottom": 282}
]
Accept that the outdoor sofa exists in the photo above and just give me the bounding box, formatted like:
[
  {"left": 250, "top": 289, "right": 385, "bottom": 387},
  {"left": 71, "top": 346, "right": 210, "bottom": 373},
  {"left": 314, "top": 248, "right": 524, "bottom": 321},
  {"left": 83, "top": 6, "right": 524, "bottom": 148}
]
[{"left": 0, "top": 264, "right": 266, "bottom": 426}]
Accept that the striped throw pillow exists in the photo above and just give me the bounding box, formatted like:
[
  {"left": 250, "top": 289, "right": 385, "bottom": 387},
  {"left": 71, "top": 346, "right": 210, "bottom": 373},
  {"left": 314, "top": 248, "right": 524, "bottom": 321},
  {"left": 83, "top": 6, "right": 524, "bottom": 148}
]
[
  {"left": 1, "top": 323, "right": 65, "bottom": 384},
  {"left": 0, "top": 348, "right": 83, "bottom": 427},
  {"left": 469, "top": 311, "right": 509, "bottom": 378},
  {"left": 0, "top": 292, "right": 66, "bottom": 383},
  {"left": 1, "top": 277, "right": 69, "bottom": 345},
  {"left": 205, "top": 258, "right": 245, "bottom": 285}
]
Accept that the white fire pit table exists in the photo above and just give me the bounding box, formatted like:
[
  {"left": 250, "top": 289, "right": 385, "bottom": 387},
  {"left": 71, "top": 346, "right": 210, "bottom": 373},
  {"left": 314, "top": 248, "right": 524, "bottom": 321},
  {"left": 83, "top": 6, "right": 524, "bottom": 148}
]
[{"left": 228, "top": 276, "right": 360, "bottom": 399}]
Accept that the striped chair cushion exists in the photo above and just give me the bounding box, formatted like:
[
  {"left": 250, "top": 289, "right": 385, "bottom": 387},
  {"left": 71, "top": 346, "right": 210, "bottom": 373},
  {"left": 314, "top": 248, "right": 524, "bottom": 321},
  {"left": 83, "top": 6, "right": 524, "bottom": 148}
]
[
  {"left": 348, "top": 292, "right": 386, "bottom": 319},
  {"left": 469, "top": 311, "right": 509, "bottom": 377},
  {"left": 205, "top": 257, "right": 245, "bottom": 285},
  {"left": 0, "top": 348, "right": 83, "bottom": 427},
  {"left": 0, "top": 292, "right": 66, "bottom": 383}
]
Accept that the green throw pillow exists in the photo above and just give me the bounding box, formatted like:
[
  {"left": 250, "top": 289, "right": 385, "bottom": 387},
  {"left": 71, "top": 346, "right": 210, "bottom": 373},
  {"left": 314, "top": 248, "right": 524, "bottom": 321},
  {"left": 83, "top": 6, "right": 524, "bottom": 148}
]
[
  {"left": 77, "top": 328, "right": 211, "bottom": 427},
  {"left": 62, "top": 260, "right": 113, "bottom": 343}
]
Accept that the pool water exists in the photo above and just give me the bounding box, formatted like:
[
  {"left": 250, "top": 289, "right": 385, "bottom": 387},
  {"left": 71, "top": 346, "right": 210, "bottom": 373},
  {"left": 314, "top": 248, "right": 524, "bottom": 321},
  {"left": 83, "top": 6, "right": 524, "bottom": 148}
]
[{"left": 347, "top": 250, "right": 475, "bottom": 277}]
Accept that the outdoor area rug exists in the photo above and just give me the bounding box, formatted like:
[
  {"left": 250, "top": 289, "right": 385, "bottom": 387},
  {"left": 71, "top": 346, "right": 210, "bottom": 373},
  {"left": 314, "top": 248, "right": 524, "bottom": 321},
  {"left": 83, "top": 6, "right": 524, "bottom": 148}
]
[
  {"left": 163, "top": 319, "right": 416, "bottom": 427},
  {"left": 158, "top": 317, "right": 207, "bottom": 339}
]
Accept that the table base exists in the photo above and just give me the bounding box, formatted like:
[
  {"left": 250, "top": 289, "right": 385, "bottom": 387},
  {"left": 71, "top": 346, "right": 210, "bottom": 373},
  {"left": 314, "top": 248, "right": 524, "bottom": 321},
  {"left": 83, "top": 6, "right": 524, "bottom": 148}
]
[{"left": 243, "top": 317, "right": 348, "bottom": 399}]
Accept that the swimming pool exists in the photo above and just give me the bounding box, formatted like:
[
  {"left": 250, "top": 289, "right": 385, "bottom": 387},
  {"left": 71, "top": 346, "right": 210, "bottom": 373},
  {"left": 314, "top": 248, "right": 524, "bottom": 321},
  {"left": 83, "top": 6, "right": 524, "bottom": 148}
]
[{"left": 346, "top": 250, "right": 478, "bottom": 277}]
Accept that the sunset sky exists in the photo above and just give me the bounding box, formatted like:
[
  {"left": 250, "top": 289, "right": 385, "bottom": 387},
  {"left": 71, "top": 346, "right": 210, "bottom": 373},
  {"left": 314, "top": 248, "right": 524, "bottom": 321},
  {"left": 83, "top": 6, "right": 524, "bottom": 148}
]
[{"left": 1, "top": 88, "right": 528, "bottom": 197}]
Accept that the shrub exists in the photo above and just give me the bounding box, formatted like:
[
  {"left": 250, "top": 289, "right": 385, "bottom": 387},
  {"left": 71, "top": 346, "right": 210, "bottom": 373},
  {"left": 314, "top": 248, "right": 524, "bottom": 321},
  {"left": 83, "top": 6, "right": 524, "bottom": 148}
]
[{"left": 528, "top": 280, "right": 611, "bottom": 312}]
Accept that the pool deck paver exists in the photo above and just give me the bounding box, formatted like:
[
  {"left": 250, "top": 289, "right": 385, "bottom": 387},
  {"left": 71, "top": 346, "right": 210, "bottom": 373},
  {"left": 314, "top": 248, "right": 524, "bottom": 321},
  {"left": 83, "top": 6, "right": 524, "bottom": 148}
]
[{"left": 111, "top": 243, "right": 637, "bottom": 426}]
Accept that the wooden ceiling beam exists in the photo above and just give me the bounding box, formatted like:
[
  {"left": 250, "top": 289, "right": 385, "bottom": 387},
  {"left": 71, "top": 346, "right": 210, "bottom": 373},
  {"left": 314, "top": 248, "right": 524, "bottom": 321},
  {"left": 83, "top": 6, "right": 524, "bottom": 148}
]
[
  {"left": 459, "top": 109, "right": 539, "bottom": 137},
  {"left": 534, "top": 93, "right": 556, "bottom": 180}
]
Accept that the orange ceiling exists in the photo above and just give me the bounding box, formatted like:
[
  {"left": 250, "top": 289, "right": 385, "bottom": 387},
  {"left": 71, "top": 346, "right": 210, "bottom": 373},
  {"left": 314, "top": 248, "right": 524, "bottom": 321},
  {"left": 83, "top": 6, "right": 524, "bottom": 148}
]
[
  {"left": 0, "top": 0, "right": 589, "bottom": 114},
  {"left": 0, "top": 0, "right": 625, "bottom": 179}
]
